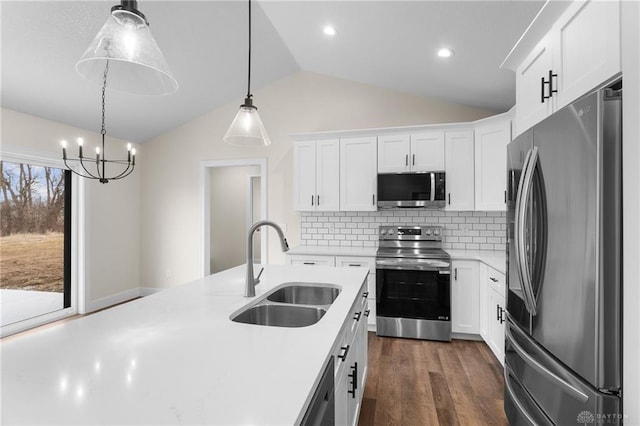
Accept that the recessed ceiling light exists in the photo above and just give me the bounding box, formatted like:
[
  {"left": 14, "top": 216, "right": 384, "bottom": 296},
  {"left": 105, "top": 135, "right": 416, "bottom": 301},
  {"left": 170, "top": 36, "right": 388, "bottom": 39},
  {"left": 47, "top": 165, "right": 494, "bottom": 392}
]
[
  {"left": 437, "top": 48, "right": 455, "bottom": 58},
  {"left": 323, "top": 25, "right": 337, "bottom": 36}
]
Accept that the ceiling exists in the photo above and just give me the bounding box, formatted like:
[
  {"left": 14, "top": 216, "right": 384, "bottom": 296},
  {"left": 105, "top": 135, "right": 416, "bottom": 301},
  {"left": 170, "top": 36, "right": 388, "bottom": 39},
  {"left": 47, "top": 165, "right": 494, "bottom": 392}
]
[{"left": 1, "top": 1, "right": 544, "bottom": 143}]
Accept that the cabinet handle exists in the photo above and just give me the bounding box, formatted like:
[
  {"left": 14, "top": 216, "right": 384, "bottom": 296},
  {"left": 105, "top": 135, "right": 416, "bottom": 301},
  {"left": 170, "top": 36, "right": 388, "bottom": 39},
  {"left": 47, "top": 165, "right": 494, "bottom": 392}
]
[
  {"left": 338, "top": 345, "right": 350, "bottom": 361},
  {"left": 372, "top": 194, "right": 375, "bottom": 205},
  {"left": 354, "top": 311, "right": 362, "bottom": 321},
  {"left": 311, "top": 195, "right": 314, "bottom": 206},
  {"left": 549, "top": 70, "right": 558, "bottom": 97},
  {"left": 405, "top": 154, "right": 409, "bottom": 166},
  {"left": 362, "top": 291, "right": 369, "bottom": 298},
  {"left": 303, "top": 262, "right": 316, "bottom": 265},
  {"left": 348, "top": 363, "right": 358, "bottom": 397},
  {"left": 448, "top": 193, "right": 451, "bottom": 205},
  {"left": 317, "top": 195, "right": 320, "bottom": 206},
  {"left": 504, "top": 190, "right": 507, "bottom": 203},
  {"left": 364, "top": 309, "right": 371, "bottom": 317},
  {"left": 541, "top": 70, "right": 558, "bottom": 103},
  {"left": 540, "top": 76, "right": 546, "bottom": 103},
  {"left": 497, "top": 304, "right": 501, "bottom": 321},
  {"left": 348, "top": 263, "right": 362, "bottom": 267},
  {"left": 454, "top": 267, "right": 457, "bottom": 280},
  {"left": 412, "top": 154, "right": 415, "bottom": 166},
  {"left": 498, "top": 305, "right": 505, "bottom": 324},
  {"left": 489, "top": 277, "right": 498, "bottom": 282}
]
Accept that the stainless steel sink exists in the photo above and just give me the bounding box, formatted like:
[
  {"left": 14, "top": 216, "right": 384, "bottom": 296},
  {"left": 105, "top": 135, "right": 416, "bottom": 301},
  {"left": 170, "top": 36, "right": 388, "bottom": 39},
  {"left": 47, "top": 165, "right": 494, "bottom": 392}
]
[
  {"left": 232, "top": 304, "right": 327, "bottom": 328},
  {"left": 266, "top": 284, "right": 340, "bottom": 305}
]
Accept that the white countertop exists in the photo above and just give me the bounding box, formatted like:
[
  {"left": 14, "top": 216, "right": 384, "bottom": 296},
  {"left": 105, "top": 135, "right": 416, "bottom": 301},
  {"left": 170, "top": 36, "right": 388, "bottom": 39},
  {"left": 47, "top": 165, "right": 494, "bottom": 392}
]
[
  {"left": 0, "top": 264, "right": 368, "bottom": 425},
  {"left": 446, "top": 249, "right": 507, "bottom": 274},
  {"left": 288, "top": 245, "right": 507, "bottom": 274},
  {"left": 287, "top": 245, "right": 378, "bottom": 257}
]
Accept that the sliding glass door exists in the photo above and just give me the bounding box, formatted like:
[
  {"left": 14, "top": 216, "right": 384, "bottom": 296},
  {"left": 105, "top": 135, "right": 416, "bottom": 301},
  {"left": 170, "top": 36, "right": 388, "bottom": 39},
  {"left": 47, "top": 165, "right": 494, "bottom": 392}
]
[{"left": 0, "top": 159, "right": 72, "bottom": 333}]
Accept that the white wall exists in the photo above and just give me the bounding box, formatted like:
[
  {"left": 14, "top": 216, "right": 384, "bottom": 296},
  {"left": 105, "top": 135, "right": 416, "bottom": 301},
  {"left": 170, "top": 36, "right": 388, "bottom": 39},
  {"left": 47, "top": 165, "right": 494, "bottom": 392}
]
[
  {"left": 140, "top": 71, "right": 494, "bottom": 289},
  {"left": 210, "top": 165, "right": 260, "bottom": 273},
  {"left": 0, "top": 108, "right": 141, "bottom": 311}
]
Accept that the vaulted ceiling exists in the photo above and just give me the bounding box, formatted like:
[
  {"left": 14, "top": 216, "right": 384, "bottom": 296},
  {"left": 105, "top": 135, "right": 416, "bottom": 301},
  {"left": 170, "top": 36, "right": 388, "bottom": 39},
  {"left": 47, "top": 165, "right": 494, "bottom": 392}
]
[{"left": 1, "top": 1, "right": 543, "bottom": 143}]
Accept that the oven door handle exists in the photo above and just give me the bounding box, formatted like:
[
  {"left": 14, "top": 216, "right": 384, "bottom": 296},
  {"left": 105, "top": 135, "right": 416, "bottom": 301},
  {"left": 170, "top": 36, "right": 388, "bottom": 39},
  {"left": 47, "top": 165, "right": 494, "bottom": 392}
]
[{"left": 376, "top": 263, "right": 450, "bottom": 272}]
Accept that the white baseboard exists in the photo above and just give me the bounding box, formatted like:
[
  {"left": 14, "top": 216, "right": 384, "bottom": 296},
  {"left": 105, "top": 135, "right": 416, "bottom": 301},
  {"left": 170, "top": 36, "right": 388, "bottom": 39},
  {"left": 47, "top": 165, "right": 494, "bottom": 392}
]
[
  {"left": 85, "top": 288, "right": 142, "bottom": 314},
  {"left": 139, "top": 287, "right": 161, "bottom": 297},
  {"left": 85, "top": 287, "right": 163, "bottom": 314}
]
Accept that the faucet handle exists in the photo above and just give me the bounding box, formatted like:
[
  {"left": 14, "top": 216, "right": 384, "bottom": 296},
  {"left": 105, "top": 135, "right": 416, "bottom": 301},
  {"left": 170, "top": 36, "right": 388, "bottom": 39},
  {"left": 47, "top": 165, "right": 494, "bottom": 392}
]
[{"left": 255, "top": 267, "right": 265, "bottom": 284}]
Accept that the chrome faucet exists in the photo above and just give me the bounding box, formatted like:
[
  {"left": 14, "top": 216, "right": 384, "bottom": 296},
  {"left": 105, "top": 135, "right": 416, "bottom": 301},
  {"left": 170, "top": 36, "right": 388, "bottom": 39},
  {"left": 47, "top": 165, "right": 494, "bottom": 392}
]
[{"left": 245, "top": 220, "right": 289, "bottom": 297}]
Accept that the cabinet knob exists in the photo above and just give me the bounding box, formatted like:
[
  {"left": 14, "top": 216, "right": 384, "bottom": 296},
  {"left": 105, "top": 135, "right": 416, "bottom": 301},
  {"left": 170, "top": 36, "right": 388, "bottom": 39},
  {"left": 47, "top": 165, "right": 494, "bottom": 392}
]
[
  {"left": 364, "top": 309, "right": 371, "bottom": 317},
  {"left": 362, "top": 291, "right": 369, "bottom": 298},
  {"left": 354, "top": 311, "right": 362, "bottom": 321}
]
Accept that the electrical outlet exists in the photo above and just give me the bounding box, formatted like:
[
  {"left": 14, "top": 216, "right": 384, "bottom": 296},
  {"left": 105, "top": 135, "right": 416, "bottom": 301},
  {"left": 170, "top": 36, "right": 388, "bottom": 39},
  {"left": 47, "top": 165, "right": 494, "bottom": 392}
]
[{"left": 460, "top": 224, "right": 471, "bottom": 236}]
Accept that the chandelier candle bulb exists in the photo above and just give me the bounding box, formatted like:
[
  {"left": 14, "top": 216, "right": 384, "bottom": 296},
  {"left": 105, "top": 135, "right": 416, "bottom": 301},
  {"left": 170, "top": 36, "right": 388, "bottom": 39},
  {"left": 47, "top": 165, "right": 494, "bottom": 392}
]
[
  {"left": 77, "top": 138, "right": 84, "bottom": 157},
  {"left": 96, "top": 147, "right": 100, "bottom": 164}
]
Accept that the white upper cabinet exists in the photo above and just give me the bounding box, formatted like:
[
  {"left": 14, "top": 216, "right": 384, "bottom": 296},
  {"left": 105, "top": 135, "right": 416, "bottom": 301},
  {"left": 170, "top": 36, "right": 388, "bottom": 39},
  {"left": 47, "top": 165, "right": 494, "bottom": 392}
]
[
  {"left": 377, "top": 132, "right": 445, "bottom": 173},
  {"left": 340, "top": 137, "right": 378, "bottom": 211},
  {"left": 553, "top": 0, "right": 620, "bottom": 110},
  {"left": 474, "top": 114, "right": 511, "bottom": 211},
  {"left": 411, "top": 132, "right": 445, "bottom": 172},
  {"left": 445, "top": 130, "right": 475, "bottom": 211},
  {"left": 377, "top": 135, "right": 410, "bottom": 173},
  {"left": 516, "top": 38, "right": 554, "bottom": 135},
  {"left": 293, "top": 139, "right": 340, "bottom": 211},
  {"left": 510, "top": 0, "right": 621, "bottom": 136}
]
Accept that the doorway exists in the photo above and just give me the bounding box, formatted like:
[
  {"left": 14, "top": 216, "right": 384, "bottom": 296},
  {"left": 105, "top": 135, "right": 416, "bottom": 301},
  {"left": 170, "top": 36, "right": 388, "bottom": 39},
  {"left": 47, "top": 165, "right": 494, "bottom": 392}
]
[{"left": 200, "top": 159, "right": 267, "bottom": 277}]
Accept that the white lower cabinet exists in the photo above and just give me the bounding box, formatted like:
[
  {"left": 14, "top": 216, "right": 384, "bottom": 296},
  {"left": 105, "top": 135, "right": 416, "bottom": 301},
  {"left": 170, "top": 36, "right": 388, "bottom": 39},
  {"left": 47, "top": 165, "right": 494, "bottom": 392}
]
[
  {"left": 288, "top": 254, "right": 377, "bottom": 330},
  {"left": 451, "top": 260, "right": 480, "bottom": 334},
  {"left": 483, "top": 266, "right": 506, "bottom": 365},
  {"left": 333, "top": 281, "right": 368, "bottom": 426}
]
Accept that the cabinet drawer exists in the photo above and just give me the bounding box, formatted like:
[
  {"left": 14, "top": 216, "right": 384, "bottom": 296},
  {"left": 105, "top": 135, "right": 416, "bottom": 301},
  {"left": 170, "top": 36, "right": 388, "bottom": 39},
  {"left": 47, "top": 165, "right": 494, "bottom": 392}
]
[
  {"left": 287, "top": 255, "right": 336, "bottom": 267},
  {"left": 335, "top": 256, "right": 376, "bottom": 274},
  {"left": 487, "top": 267, "right": 506, "bottom": 297}
]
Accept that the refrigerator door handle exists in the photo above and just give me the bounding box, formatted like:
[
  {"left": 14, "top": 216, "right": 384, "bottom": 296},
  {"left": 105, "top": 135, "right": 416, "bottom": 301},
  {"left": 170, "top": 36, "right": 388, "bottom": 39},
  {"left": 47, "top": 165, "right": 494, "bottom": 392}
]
[
  {"left": 515, "top": 146, "right": 539, "bottom": 316},
  {"left": 506, "top": 324, "right": 589, "bottom": 403},
  {"left": 504, "top": 366, "right": 540, "bottom": 425}
]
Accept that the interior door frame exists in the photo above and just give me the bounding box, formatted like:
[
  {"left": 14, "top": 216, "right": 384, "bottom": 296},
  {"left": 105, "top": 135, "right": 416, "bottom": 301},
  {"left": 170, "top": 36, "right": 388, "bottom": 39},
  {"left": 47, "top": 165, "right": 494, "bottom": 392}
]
[{"left": 200, "top": 158, "right": 268, "bottom": 277}]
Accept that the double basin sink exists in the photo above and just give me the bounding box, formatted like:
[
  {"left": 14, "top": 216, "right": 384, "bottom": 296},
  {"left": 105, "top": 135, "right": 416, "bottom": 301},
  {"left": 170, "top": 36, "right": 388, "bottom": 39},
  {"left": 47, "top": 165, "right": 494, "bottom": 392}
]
[{"left": 231, "top": 283, "right": 341, "bottom": 328}]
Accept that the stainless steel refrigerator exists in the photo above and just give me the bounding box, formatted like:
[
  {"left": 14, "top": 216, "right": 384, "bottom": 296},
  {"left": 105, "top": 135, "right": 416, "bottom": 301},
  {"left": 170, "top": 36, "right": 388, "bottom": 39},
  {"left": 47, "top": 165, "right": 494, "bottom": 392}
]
[{"left": 504, "top": 82, "right": 622, "bottom": 425}]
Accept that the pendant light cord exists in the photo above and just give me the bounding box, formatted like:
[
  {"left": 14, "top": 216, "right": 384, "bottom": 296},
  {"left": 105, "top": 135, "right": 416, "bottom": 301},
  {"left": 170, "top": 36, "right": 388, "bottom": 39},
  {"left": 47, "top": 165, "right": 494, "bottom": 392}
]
[
  {"left": 246, "top": 0, "right": 252, "bottom": 99},
  {"left": 100, "top": 60, "right": 109, "bottom": 180}
]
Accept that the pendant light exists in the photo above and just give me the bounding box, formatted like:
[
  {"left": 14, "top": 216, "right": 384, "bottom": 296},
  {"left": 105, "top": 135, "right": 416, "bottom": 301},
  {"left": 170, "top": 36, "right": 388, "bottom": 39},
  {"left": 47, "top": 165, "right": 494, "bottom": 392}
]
[
  {"left": 76, "top": 0, "right": 177, "bottom": 96},
  {"left": 223, "top": 0, "right": 271, "bottom": 146}
]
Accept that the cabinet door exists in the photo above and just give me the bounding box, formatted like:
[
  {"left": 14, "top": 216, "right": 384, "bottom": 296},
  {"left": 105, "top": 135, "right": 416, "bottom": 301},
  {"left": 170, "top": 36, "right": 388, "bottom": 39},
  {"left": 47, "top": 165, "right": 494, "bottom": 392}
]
[
  {"left": 451, "top": 260, "right": 480, "bottom": 334},
  {"left": 340, "top": 137, "right": 378, "bottom": 211},
  {"left": 411, "top": 131, "right": 445, "bottom": 171},
  {"left": 474, "top": 116, "right": 510, "bottom": 211},
  {"left": 445, "top": 130, "right": 475, "bottom": 211},
  {"left": 553, "top": 0, "right": 620, "bottom": 110},
  {"left": 515, "top": 39, "right": 554, "bottom": 136},
  {"left": 377, "top": 135, "right": 410, "bottom": 173},
  {"left": 316, "top": 139, "right": 340, "bottom": 211},
  {"left": 293, "top": 141, "right": 317, "bottom": 211},
  {"left": 488, "top": 286, "right": 506, "bottom": 365}
]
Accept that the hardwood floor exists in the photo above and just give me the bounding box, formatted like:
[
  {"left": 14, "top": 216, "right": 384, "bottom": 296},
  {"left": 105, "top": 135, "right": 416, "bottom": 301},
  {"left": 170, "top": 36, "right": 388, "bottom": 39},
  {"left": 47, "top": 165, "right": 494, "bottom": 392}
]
[{"left": 358, "top": 332, "right": 508, "bottom": 426}]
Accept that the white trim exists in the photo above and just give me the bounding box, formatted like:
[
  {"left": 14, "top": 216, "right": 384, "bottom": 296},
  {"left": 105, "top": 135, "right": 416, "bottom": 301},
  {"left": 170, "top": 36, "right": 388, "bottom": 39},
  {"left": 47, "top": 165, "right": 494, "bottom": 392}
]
[
  {"left": 246, "top": 174, "right": 261, "bottom": 263},
  {"left": 84, "top": 288, "right": 140, "bottom": 314},
  {"left": 199, "top": 158, "right": 268, "bottom": 278},
  {"left": 0, "top": 145, "right": 84, "bottom": 330},
  {"left": 139, "top": 287, "right": 161, "bottom": 297}
]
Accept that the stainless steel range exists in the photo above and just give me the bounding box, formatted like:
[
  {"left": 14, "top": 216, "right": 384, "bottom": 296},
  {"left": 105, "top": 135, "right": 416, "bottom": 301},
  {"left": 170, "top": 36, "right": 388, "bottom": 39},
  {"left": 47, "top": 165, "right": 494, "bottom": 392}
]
[{"left": 375, "top": 225, "right": 451, "bottom": 341}]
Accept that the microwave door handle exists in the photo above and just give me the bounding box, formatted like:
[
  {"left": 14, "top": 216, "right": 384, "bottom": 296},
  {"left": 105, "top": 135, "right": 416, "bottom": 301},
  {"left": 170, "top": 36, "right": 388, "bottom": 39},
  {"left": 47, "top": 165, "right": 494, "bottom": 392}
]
[
  {"left": 514, "top": 147, "right": 535, "bottom": 315},
  {"left": 516, "top": 147, "right": 539, "bottom": 316},
  {"left": 430, "top": 173, "right": 435, "bottom": 202}
]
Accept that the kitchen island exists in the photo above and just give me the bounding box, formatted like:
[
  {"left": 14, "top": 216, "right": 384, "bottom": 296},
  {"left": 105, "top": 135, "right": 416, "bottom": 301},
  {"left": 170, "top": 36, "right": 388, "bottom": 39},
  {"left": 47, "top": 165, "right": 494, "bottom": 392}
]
[{"left": 0, "top": 264, "right": 369, "bottom": 425}]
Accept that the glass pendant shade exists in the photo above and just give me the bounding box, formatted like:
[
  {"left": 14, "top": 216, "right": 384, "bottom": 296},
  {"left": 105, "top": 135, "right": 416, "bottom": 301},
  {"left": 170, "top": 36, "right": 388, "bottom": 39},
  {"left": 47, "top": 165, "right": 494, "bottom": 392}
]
[
  {"left": 76, "top": 9, "right": 177, "bottom": 96},
  {"left": 223, "top": 99, "right": 271, "bottom": 146}
]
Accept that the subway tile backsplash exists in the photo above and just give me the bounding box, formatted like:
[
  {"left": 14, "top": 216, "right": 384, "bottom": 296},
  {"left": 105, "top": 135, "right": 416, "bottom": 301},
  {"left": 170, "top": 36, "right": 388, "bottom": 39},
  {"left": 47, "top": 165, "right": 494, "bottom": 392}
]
[{"left": 300, "top": 210, "right": 507, "bottom": 251}]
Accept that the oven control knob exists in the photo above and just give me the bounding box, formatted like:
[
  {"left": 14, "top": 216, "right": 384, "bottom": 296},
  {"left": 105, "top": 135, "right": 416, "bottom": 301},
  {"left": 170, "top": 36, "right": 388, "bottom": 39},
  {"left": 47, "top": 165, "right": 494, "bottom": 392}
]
[
  {"left": 388, "top": 229, "right": 394, "bottom": 235},
  {"left": 380, "top": 229, "right": 386, "bottom": 235},
  {"left": 425, "top": 229, "right": 432, "bottom": 236},
  {"left": 434, "top": 228, "right": 440, "bottom": 236}
]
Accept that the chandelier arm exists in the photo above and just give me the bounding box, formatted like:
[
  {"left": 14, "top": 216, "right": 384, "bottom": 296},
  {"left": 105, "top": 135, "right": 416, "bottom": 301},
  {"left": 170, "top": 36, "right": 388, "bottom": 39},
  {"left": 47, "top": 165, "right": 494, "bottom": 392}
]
[
  {"left": 68, "top": 165, "right": 100, "bottom": 181},
  {"left": 109, "top": 162, "right": 135, "bottom": 180},
  {"left": 79, "top": 156, "right": 99, "bottom": 180}
]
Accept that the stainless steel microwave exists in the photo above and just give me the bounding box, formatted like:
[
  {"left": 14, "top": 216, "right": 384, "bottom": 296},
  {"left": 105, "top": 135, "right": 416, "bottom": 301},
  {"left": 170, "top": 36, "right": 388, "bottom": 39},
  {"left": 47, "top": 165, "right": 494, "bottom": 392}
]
[{"left": 377, "top": 172, "right": 446, "bottom": 209}]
